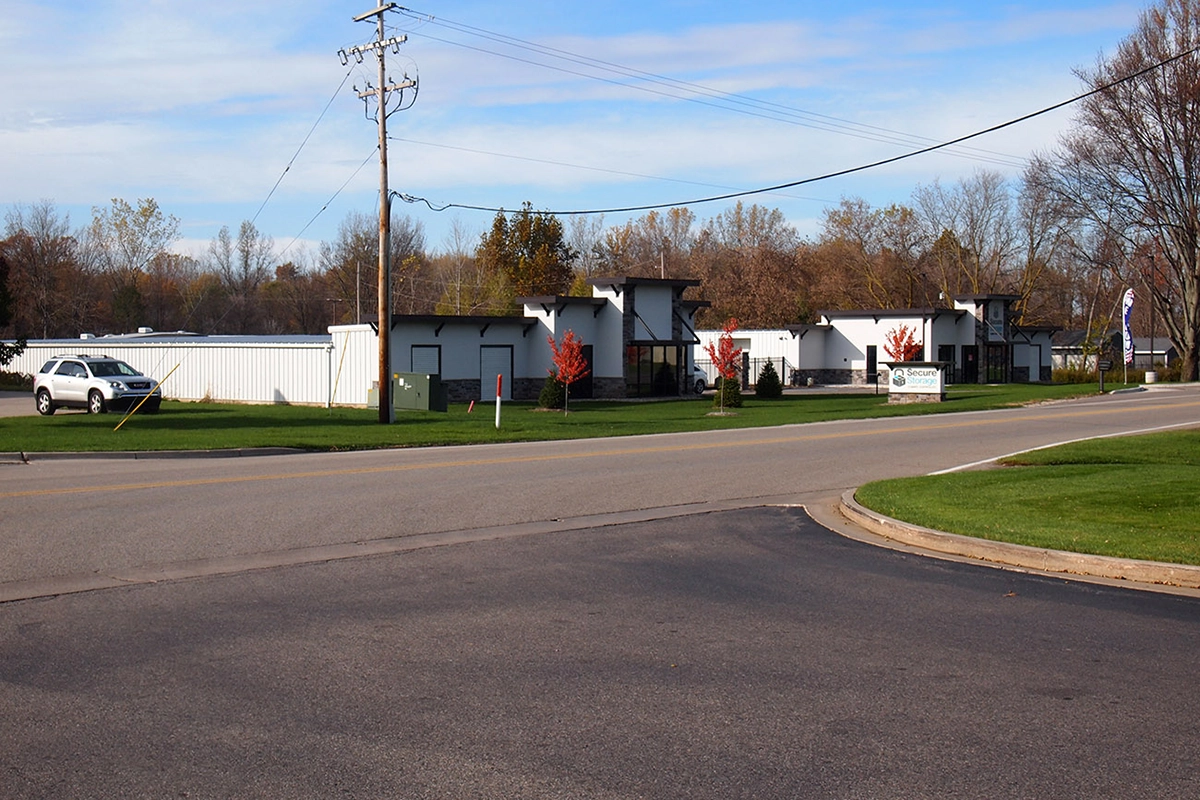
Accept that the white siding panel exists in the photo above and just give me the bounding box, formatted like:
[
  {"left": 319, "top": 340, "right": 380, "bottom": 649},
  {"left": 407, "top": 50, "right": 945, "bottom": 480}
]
[
  {"left": 10, "top": 338, "right": 338, "bottom": 406},
  {"left": 331, "top": 326, "right": 376, "bottom": 406}
]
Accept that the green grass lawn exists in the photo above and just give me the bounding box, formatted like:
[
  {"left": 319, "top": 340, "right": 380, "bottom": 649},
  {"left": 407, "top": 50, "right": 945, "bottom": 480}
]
[
  {"left": 1, "top": 382, "right": 1101, "bottom": 453},
  {"left": 855, "top": 429, "right": 1200, "bottom": 565}
]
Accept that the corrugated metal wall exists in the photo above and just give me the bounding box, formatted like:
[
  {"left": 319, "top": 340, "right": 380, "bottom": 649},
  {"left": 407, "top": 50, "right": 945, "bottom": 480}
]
[
  {"left": 8, "top": 338, "right": 351, "bottom": 406},
  {"left": 329, "top": 326, "right": 375, "bottom": 406}
]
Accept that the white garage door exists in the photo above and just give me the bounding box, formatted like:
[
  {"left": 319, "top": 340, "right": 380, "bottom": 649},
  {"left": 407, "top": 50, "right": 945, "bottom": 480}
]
[{"left": 480, "top": 345, "right": 512, "bottom": 400}]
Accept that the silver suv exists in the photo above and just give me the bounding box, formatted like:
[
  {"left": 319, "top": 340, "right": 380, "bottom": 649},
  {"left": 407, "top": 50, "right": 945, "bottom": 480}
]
[{"left": 34, "top": 355, "right": 162, "bottom": 415}]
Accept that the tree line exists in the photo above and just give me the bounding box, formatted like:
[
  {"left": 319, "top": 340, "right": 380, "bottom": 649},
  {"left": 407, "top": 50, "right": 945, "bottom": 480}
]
[
  {"left": 0, "top": 176, "right": 1152, "bottom": 352},
  {"left": 4, "top": 1, "right": 1200, "bottom": 380}
]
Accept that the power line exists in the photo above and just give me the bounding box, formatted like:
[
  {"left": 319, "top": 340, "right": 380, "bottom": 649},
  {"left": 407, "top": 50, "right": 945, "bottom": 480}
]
[
  {"left": 395, "top": 7, "right": 1028, "bottom": 169},
  {"left": 394, "top": 44, "right": 1200, "bottom": 218},
  {"left": 279, "top": 148, "right": 379, "bottom": 258},
  {"left": 250, "top": 67, "right": 356, "bottom": 227},
  {"left": 386, "top": 134, "right": 833, "bottom": 204}
]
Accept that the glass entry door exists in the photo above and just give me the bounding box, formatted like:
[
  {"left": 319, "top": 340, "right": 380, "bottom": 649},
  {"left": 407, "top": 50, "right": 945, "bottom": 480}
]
[{"left": 625, "top": 345, "right": 682, "bottom": 397}]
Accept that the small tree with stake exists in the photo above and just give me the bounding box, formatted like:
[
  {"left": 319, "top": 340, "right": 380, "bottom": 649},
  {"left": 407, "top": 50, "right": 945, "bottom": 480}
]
[
  {"left": 884, "top": 324, "right": 924, "bottom": 362},
  {"left": 547, "top": 329, "right": 590, "bottom": 414},
  {"left": 704, "top": 317, "right": 744, "bottom": 414}
]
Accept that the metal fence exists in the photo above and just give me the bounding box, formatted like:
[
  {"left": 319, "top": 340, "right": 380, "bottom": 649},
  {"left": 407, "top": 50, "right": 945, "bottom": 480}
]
[{"left": 694, "top": 356, "right": 793, "bottom": 388}]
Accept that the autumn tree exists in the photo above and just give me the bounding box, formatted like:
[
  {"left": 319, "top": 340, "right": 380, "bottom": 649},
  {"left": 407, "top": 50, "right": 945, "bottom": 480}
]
[
  {"left": 263, "top": 253, "right": 330, "bottom": 334},
  {"left": 142, "top": 252, "right": 192, "bottom": 333},
  {"left": 390, "top": 214, "right": 435, "bottom": 315},
  {"left": 0, "top": 249, "right": 13, "bottom": 336},
  {"left": 818, "top": 198, "right": 930, "bottom": 309},
  {"left": 884, "top": 324, "right": 924, "bottom": 361},
  {"left": 477, "top": 203, "right": 575, "bottom": 310},
  {"left": 546, "top": 328, "right": 590, "bottom": 413},
  {"left": 2, "top": 201, "right": 86, "bottom": 338},
  {"left": 1030, "top": 0, "right": 1200, "bottom": 379},
  {"left": 692, "top": 203, "right": 806, "bottom": 328},
  {"left": 593, "top": 208, "right": 695, "bottom": 280},
  {"left": 86, "top": 197, "right": 180, "bottom": 331},
  {"left": 704, "top": 317, "right": 744, "bottom": 412}
]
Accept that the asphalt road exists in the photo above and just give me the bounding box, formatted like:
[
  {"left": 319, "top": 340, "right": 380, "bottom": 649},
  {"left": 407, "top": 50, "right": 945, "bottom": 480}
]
[
  {"left": 3, "top": 385, "right": 1200, "bottom": 592},
  {"left": 2, "top": 507, "right": 1199, "bottom": 799},
  {"left": 3, "top": 386, "right": 1200, "bottom": 797}
]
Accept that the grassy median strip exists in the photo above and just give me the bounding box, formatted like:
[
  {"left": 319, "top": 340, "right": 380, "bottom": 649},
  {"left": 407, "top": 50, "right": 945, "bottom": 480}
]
[
  {"left": 855, "top": 429, "right": 1200, "bottom": 565},
  {"left": 2, "top": 383, "right": 1100, "bottom": 453}
]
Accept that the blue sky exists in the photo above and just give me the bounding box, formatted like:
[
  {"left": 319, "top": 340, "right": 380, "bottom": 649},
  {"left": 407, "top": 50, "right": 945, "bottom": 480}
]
[{"left": 1, "top": 1, "right": 1143, "bottom": 262}]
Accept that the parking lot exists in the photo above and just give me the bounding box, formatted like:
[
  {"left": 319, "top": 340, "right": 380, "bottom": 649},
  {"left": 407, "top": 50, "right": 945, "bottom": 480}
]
[{"left": 0, "top": 390, "right": 35, "bottom": 417}]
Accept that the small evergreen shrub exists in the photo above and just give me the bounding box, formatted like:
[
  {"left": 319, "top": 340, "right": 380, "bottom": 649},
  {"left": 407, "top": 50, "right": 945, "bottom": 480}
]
[
  {"left": 713, "top": 376, "right": 744, "bottom": 408},
  {"left": 755, "top": 361, "right": 783, "bottom": 398},
  {"left": 539, "top": 371, "right": 565, "bottom": 409}
]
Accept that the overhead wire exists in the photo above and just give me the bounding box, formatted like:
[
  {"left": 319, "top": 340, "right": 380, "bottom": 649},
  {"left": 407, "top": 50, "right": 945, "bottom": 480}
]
[
  {"left": 279, "top": 148, "right": 380, "bottom": 258},
  {"left": 386, "top": 134, "right": 832, "bottom": 204},
  {"left": 394, "top": 7, "right": 1029, "bottom": 169},
  {"left": 392, "top": 42, "right": 1200, "bottom": 218},
  {"left": 250, "top": 66, "right": 357, "bottom": 227}
]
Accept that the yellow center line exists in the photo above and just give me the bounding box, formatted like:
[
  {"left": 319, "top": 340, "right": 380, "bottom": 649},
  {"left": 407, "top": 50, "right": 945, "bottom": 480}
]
[{"left": 5, "top": 398, "right": 1200, "bottom": 499}]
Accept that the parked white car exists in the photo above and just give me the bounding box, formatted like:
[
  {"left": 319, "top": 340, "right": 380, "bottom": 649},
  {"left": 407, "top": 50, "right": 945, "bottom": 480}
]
[
  {"left": 34, "top": 355, "right": 162, "bottom": 415},
  {"left": 691, "top": 365, "right": 708, "bottom": 394}
]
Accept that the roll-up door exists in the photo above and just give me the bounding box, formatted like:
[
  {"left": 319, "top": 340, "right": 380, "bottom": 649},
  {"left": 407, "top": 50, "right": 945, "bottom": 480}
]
[
  {"left": 480, "top": 345, "right": 512, "bottom": 400},
  {"left": 411, "top": 345, "right": 440, "bottom": 375}
]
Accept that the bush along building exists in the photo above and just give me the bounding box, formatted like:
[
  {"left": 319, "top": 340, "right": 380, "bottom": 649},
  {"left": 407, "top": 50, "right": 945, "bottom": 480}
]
[{"left": 696, "top": 295, "right": 1057, "bottom": 387}]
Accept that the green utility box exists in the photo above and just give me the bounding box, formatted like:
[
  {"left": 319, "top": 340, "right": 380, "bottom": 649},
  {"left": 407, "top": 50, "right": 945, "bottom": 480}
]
[{"left": 392, "top": 372, "right": 449, "bottom": 412}]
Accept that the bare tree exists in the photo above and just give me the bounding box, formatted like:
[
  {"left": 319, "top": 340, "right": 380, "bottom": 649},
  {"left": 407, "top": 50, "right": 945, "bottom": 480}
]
[
  {"left": 567, "top": 213, "right": 606, "bottom": 284},
  {"left": 916, "top": 171, "right": 1017, "bottom": 298},
  {"left": 389, "top": 213, "right": 434, "bottom": 315},
  {"left": 432, "top": 217, "right": 510, "bottom": 315},
  {"left": 208, "top": 221, "right": 275, "bottom": 333},
  {"left": 320, "top": 212, "right": 378, "bottom": 324},
  {"left": 1012, "top": 175, "right": 1074, "bottom": 325},
  {"left": 1030, "top": 0, "right": 1200, "bottom": 379}
]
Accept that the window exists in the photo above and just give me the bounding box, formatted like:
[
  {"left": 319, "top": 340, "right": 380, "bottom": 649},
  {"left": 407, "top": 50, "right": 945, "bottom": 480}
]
[{"left": 625, "top": 345, "right": 682, "bottom": 397}]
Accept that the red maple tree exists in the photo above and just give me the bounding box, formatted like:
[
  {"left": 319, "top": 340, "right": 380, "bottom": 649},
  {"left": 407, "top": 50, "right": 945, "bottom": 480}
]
[
  {"left": 547, "top": 329, "right": 590, "bottom": 413},
  {"left": 883, "top": 324, "right": 923, "bottom": 362},
  {"left": 704, "top": 317, "right": 743, "bottom": 413}
]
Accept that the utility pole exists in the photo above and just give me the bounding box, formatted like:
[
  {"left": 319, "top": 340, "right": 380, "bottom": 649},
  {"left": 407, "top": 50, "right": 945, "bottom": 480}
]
[{"left": 340, "top": 3, "right": 416, "bottom": 423}]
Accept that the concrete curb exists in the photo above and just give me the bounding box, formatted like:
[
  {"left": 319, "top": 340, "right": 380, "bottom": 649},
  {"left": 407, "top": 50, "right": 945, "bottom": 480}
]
[{"left": 839, "top": 489, "right": 1200, "bottom": 590}]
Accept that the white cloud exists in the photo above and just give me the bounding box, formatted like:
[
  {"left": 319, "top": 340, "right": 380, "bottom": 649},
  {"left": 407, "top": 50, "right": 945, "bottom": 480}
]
[{"left": 0, "top": 1, "right": 1146, "bottom": 254}]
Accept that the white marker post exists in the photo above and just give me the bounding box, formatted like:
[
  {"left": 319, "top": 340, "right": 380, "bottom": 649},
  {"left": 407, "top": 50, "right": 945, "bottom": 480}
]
[{"left": 494, "top": 374, "right": 502, "bottom": 429}]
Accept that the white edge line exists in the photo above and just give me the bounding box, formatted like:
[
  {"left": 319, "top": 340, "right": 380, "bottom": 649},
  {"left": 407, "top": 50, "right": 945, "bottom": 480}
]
[{"left": 929, "top": 420, "right": 1200, "bottom": 475}]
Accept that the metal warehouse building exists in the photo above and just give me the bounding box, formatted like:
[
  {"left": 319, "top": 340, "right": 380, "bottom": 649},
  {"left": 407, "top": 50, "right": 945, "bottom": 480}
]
[{"left": 6, "top": 277, "right": 709, "bottom": 407}]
